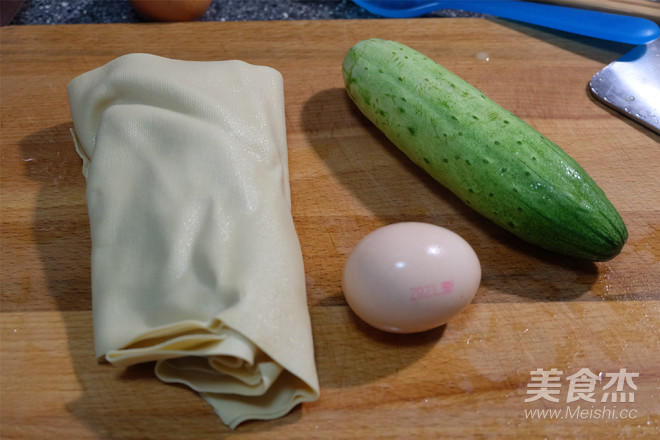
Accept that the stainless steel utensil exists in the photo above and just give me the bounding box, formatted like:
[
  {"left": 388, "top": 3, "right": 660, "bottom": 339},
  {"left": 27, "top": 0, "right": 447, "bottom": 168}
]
[{"left": 590, "top": 37, "right": 660, "bottom": 134}]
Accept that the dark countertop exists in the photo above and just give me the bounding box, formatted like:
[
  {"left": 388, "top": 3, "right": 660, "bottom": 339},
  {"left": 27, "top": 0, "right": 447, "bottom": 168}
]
[{"left": 5, "top": 0, "right": 481, "bottom": 25}]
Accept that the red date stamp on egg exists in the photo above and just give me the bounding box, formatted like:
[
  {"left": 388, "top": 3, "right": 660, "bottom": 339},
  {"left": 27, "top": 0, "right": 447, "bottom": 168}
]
[{"left": 409, "top": 281, "right": 454, "bottom": 301}]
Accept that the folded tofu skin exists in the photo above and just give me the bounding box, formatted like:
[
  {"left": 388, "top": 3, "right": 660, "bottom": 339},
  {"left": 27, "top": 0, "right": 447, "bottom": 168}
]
[{"left": 67, "top": 53, "right": 320, "bottom": 429}]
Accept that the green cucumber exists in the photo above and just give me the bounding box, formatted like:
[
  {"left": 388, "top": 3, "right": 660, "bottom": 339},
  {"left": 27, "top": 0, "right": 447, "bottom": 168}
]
[{"left": 342, "top": 38, "right": 627, "bottom": 261}]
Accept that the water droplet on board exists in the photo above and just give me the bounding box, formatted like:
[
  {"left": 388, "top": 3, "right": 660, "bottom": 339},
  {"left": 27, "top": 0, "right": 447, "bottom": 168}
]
[
  {"left": 475, "top": 51, "right": 490, "bottom": 62},
  {"left": 626, "top": 95, "right": 635, "bottom": 101}
]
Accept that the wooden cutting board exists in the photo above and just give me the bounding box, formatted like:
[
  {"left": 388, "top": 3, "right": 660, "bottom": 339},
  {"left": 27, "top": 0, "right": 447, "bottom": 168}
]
[{"left": 1, "top": 18, "right": 659, "bottom": 439}]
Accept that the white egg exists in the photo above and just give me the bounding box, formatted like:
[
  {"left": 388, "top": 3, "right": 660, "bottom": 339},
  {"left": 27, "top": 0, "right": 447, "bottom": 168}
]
[{"left": 342, "top": 222, "right": 481, "bottom": 333}]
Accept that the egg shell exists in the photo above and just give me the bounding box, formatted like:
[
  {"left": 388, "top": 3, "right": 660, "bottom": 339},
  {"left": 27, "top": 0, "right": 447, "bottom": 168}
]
[
  {"left": 342, "top": 222, "right": 481, "bottom": 333},
  {"left": 130, "top": 0, "right": 212, "bottom": 22}
]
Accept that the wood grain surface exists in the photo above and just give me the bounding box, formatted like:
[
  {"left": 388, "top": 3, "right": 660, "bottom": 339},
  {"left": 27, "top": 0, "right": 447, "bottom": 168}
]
[{"left": 1, "top": 18, "right": 659, "bottom": 439}]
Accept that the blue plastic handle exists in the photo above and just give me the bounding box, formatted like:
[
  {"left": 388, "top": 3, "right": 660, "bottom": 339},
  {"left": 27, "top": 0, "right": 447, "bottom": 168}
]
[{"left": 353, "top": 0, "right": 660, "bottom": 45}]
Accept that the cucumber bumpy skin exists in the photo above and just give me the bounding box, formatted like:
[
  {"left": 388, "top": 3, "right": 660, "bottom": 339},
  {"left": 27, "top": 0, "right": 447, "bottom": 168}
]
[{"left": 342, "top": 39, "right": 627, "bottom": 261}]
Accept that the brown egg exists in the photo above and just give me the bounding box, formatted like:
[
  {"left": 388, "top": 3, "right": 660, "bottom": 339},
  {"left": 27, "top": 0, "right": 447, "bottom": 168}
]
[
  {"left": 342, "top": 223, "right": 481, "bottom": 334},
  {"left": 130, "top": 0, "right": 212, "bottom": 22}
]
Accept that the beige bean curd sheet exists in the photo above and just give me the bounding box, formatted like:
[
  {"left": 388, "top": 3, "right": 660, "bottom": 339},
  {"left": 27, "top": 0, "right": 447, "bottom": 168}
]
[{"left": 67, "top": 53, "right": 320, "bottom": 429}]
